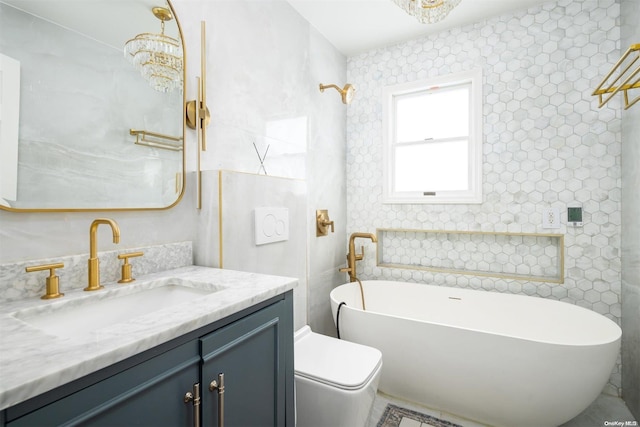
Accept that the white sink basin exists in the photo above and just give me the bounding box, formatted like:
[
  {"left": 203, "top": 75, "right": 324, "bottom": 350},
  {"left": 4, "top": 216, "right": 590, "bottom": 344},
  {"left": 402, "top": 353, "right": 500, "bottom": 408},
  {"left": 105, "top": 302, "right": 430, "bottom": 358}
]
[{"left": 12, "top": 279, "right": 225, "bottom": 339}]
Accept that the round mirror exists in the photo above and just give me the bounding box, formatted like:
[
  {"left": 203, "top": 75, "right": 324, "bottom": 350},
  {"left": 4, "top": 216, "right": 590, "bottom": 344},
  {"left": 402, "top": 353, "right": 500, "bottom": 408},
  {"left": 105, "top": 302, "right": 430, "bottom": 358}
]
[{"left": 0, "top": 0, "right": 185, "bottom": 211}]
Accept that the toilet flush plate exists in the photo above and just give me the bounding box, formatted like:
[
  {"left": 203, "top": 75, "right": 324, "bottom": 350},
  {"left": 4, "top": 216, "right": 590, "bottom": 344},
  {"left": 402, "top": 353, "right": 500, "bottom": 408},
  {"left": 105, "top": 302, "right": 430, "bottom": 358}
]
[{"left": 254, "top": 207, "right": 289, "bottom": 245}]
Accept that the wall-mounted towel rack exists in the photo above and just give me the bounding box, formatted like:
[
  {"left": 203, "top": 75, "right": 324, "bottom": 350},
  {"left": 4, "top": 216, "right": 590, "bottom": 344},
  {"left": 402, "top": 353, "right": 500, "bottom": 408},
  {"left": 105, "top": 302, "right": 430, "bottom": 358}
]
[
  {"left": 129, "top": 129, "right": 183, "bottom": 151},
  {"left": 592, "top": 43, "right": 640, "bottom": 110}
]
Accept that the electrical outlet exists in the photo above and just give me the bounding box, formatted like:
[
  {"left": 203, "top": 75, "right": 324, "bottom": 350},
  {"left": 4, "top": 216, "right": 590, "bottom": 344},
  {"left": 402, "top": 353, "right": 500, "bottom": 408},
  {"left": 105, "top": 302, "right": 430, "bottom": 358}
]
[{"left": 542, "top": 208, "right": 560, "bottom": 229}]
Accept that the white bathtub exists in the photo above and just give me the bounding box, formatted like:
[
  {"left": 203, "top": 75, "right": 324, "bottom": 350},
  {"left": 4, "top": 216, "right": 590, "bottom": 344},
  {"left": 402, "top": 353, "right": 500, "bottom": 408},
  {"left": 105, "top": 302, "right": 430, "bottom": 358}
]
[{"left": 330, "top": 280, "right": 621, "bottom": 427}]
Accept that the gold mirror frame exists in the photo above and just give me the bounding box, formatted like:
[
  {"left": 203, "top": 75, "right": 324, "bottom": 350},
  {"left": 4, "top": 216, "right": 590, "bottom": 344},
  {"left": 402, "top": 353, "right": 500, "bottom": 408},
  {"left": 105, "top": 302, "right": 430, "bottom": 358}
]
[{"left": 0, "top": 0, "right": 186, "bottom": 212}]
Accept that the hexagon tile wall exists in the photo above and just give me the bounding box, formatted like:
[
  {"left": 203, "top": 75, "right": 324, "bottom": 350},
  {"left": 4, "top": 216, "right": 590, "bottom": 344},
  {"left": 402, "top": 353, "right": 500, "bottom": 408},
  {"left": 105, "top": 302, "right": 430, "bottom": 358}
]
[{"left": 346, "top": 0, "right": 622, "bottom": 394}]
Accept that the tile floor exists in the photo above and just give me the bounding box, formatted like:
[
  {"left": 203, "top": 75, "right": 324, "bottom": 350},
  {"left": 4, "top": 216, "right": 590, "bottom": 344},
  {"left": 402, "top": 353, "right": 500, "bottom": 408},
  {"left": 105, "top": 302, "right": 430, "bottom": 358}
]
[{"left": 368, "top": 392, "right": 637, "bottom": 427}]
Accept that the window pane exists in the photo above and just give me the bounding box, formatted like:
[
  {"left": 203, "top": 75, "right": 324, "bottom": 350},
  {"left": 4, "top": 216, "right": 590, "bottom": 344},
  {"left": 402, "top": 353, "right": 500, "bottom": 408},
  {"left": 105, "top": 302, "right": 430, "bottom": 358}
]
[
  {"left": 394, "top": 139, "right": 469, "bottom": 192},
  {"left": 396, "top": 86, "right": 469, "bottom": 142}
]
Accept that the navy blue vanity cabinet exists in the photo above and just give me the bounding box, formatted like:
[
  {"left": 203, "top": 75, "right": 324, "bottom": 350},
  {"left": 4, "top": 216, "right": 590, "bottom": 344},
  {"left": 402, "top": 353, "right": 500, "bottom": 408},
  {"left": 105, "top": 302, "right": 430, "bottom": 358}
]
[
  {"left": 2, "top": 292, "right": 294, "bottom": 427},
  {"left": 200, "top": 297, "right": 289, "bottom": 427},
  {"left": 4, "top": 341, "right": 201, "bottom": 427}
]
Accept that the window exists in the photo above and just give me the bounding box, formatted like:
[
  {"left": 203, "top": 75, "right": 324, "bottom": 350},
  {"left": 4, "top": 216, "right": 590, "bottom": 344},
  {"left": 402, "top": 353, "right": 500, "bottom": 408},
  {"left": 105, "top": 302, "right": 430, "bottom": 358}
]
[{"left": 382, "top": 69, "right": 482, "bottom": 204}]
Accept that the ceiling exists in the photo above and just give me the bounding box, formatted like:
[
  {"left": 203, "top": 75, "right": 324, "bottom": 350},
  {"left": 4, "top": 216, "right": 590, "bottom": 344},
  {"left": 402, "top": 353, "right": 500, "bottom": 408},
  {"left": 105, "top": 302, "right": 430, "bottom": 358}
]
[
  {"left": 2, "top": 0, "right": 550, "bottom": 57},
  {"left": 0, "top": 0, "right": 179, "bottom": 50},
  {"left": 286, "top": 0, "right": 551, "bottom": 56}
]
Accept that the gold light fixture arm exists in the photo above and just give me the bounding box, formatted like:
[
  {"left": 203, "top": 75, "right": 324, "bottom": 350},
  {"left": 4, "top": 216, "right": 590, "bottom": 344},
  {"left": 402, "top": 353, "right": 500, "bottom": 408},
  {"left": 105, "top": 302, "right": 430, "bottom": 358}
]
[
  {"left": 593, "top": 43, "right": 640, "bottom": 110},
  {"left": 186, "top": 21, "right": 211, "bottom": 209}
]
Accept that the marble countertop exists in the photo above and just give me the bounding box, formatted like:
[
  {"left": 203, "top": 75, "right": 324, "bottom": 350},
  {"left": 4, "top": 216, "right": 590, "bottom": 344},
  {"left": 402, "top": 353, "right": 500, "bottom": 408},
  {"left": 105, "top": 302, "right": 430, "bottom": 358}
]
[{"left": 0, "top": 265, "right": 297, "bottom": 411}]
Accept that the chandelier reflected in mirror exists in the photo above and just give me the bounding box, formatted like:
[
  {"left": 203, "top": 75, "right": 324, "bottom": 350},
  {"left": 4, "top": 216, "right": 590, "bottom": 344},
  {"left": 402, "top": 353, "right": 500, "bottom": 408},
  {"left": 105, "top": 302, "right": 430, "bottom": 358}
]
[
  {"left": 124, "top": 6, "right": 183, "bottom": 93},
  {"left": 392, "top": 0, "right": 461, "bottom": 24}
]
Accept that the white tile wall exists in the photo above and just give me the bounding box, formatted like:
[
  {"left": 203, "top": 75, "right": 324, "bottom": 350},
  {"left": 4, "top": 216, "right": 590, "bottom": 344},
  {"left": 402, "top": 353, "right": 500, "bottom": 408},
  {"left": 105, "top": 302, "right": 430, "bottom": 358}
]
[{"left": 346, "top": 0, "right": 622, "bottom": 394}]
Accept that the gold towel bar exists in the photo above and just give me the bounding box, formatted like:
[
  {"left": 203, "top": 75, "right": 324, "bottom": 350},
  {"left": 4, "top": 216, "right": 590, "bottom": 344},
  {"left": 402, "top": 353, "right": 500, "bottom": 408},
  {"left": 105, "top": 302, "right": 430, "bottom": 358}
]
[
  {"left": 592, "top": 43, "right": 640, "bottom": 110},
  {"left": 129, "top": 129, "right": 183, "bottom": 151}
]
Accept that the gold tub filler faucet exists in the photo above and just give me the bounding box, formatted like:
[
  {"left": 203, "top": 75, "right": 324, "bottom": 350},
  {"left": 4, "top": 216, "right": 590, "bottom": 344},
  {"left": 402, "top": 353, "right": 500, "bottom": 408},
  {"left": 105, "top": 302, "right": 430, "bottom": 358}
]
[
  {"left": 339, "top": 232, "right": 377, "bottom": 283},
  {"left": 86, "top": 218, "right": 120, "bottom": 291}
]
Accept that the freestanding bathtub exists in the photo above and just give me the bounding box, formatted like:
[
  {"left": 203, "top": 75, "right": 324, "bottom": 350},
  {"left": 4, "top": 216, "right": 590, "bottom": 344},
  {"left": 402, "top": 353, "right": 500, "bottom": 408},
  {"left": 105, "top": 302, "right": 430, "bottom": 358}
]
[{"left": 330, "top": 280, "right": 621, "bottom": 427}]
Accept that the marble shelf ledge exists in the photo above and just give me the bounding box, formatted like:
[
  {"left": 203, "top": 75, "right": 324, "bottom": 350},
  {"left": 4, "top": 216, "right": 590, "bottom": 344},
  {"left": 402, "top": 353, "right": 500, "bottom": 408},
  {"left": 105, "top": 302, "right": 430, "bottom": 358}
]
[{"left": 0, "top": 265, "right": 297, "bottom": 410}]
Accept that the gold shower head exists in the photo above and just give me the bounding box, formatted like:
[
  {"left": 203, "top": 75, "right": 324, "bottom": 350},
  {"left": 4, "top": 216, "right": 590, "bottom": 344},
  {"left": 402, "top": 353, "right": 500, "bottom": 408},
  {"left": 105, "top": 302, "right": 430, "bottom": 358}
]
[{"left": 319, "top": 83, "right": 356, "bottom": 104}]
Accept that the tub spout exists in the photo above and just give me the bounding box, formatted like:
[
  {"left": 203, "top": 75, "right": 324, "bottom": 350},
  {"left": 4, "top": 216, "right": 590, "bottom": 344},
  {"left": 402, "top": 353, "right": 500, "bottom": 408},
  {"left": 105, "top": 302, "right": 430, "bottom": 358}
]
[{"left": 340, "top": 232, "right": 377, "bottom": 282}]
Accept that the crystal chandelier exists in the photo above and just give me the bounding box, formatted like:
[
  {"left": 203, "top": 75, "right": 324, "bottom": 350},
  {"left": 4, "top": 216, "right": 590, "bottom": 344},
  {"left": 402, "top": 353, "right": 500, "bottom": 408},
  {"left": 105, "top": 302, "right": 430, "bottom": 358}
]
[
  {"left": 124, "top": 6, "right": 183, "bottom": 93},
  {"left": 392, "top": 0, "right": 461, "bottom": 24}
]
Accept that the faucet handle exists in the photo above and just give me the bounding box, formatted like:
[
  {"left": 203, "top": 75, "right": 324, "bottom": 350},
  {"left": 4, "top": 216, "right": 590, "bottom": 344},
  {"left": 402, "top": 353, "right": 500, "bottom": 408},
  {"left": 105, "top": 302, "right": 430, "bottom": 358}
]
[
  {"left": 316, "top": 210, "right": 335, "bottom": 236},
  {"left": 354, "top": 245, "right": 365, "bottom": 261},
  {"left": 117, "top": 252, "right": 143, "bottom": 284},
  {"left": 25, "top": 262, "right": 65, "bottom": 300}
]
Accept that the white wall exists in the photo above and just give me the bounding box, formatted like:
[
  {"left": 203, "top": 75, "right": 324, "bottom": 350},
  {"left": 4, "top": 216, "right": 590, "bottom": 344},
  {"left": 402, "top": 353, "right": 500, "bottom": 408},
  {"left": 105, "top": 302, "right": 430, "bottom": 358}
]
[
  {"left": 346, "top": 0, "right": 624, "bottom": 395},
  {"left": 196, "top": 171, "right": 308, "bottom": 331},
  {"left": 175, "top": 0, "right": 348, "bottom": 335},
  {"left": 620, "top": 0, "right": 640, "bottom": 418},
  {"left": 0, "top": 0, "right": 348, "bottom": 335}
]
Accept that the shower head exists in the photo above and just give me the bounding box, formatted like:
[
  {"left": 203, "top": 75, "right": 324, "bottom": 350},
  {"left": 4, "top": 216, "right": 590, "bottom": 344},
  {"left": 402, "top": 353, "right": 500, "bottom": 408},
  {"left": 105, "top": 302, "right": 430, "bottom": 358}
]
[{"left": 319, "top": 83, "right": 356, "bottom": 104}]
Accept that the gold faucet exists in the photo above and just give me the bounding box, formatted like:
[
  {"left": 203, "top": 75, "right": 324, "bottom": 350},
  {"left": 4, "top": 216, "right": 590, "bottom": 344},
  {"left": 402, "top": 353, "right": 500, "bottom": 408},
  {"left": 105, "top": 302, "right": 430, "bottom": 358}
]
[
  {"left": 339, "top": 232, "right": 377, "bottom": 282},
  {"left": 86, "top": 218, "right": 120, "bottom": 291}
]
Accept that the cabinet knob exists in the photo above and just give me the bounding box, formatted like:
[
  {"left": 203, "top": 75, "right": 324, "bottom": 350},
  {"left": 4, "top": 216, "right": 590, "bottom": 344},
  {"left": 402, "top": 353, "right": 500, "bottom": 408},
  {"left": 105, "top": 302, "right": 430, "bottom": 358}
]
[{"left": 25, "top": 262, "right": 65, "bottom": 300}]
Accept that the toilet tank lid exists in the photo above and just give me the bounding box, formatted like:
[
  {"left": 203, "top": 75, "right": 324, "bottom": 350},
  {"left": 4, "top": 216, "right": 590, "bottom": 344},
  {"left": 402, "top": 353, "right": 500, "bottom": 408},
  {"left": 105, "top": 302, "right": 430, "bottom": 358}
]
[{"left": 294, "top": 326, "right": 382, "bottom": 390}]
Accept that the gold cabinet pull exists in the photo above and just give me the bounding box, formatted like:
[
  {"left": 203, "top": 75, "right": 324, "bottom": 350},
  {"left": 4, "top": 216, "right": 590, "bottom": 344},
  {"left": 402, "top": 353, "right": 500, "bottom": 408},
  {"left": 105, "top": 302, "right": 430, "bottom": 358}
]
[
  {"left": 184, "top": 383, "right": 201, "bottom": 427},
  {"left": 117, "top": 251, "right": 143, "bottom": 283},
  {"left": 25, "top": 263, "right": 65, "bottom": 300},
  {"left": 209, "top": 373, "right": 225, "bottom": 427}
]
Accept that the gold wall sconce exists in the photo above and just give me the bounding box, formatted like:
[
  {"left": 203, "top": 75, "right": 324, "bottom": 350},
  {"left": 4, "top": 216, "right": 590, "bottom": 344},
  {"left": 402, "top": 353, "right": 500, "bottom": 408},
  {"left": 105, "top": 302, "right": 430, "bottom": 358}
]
[
  {"left": 319, "top": 83, "right": 356, "bottom": 104},
  {"left": 185, "top": 21, "right": 211, "bottom": 209},
  {"left": 316, "top": 209, "right": 335, "bottom": 236}
]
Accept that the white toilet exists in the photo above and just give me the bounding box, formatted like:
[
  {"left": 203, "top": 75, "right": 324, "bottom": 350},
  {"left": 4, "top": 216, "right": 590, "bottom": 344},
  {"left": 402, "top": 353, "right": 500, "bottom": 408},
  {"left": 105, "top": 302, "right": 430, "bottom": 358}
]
[{"left": 294, "top": 326, "right": 383, "bottom": 427}]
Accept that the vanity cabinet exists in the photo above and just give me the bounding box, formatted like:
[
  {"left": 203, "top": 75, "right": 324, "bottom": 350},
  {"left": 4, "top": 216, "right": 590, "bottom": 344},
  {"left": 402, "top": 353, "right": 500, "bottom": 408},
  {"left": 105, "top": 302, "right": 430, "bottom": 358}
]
[{"left": 2, "top": 292, "right": 293, "bottom": 427}]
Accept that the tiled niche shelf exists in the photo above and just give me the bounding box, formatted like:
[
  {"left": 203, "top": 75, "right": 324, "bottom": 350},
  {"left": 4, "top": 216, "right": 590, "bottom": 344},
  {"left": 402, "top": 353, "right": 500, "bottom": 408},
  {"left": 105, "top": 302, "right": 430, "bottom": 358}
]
[{"left": 376, "top": 228, "right": 565, "bottom": 284}]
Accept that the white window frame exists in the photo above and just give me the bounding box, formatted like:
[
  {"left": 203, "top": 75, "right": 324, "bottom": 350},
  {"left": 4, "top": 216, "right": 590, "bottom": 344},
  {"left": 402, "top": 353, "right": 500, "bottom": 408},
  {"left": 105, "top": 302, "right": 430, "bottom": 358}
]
[{"left": 382, "top": 69, "right": 483, "bottom": 204}]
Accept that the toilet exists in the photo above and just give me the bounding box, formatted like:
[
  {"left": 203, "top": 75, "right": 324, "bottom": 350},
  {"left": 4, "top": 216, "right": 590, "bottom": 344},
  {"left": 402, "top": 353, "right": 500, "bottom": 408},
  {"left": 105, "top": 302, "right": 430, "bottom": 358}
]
[{"left": 294, "top": 326, "right": 383, "bottom": 427}]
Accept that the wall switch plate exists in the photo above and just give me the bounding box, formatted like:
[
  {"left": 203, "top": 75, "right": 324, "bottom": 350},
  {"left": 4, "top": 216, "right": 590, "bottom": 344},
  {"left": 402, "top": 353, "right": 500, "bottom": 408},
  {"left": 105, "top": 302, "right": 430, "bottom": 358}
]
[
  {"left": 542, "top": 207, "right": 561, "bottom": 229},
  {"left": 254, "top": 207, "right": 289, "bottom": 245}
]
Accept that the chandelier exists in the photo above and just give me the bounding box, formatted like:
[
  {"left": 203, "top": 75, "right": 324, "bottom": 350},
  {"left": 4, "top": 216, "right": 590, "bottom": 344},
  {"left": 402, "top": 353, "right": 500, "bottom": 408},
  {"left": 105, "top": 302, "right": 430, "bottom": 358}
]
[
  {"left": 392, "top": 0, "right": 461, "bottom": 24},
  {"left": 124, "top": 6, "right": 183, "bottom": 93}
]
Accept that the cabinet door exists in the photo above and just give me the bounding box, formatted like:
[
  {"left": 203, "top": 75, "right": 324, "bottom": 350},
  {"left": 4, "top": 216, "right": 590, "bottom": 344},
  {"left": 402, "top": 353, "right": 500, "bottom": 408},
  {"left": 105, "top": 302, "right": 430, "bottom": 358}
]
[
  {"left": 6, "top": 341, "right": 200, "bottom": 427},
  {"left": 200, "top": 299, "right": 288, "bottom": 427}
]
